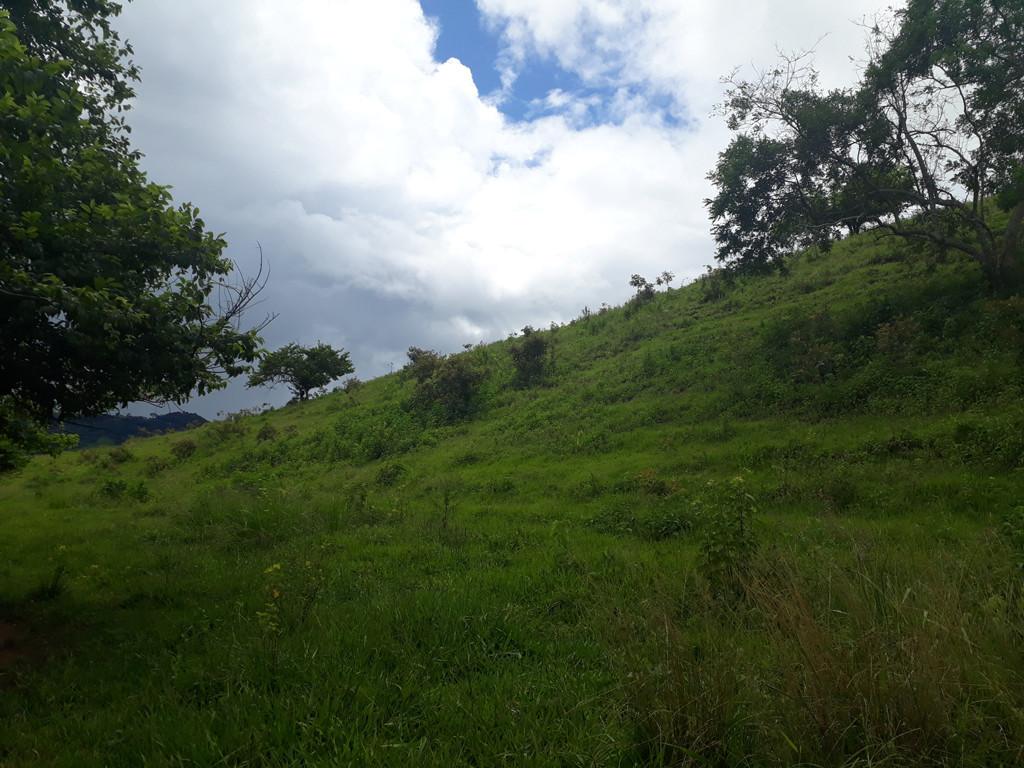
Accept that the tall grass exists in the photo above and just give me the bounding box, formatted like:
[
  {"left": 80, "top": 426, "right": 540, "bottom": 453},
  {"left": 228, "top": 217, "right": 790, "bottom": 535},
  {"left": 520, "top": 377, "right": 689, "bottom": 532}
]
[{"left": 611, "top": 534, "right": 1024, "bottom": 767}]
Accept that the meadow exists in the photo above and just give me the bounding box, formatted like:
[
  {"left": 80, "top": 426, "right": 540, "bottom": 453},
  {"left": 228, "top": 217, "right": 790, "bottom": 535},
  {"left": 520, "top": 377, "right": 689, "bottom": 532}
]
[{"left": 3, "top": 230, "right": 1024, "bottom": 766}]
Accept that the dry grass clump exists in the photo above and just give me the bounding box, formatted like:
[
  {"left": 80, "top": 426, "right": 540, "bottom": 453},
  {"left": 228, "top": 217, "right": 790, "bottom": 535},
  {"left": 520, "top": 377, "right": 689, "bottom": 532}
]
[{"left": 611, "top": 535, "right": 1024, "bottom": 767}]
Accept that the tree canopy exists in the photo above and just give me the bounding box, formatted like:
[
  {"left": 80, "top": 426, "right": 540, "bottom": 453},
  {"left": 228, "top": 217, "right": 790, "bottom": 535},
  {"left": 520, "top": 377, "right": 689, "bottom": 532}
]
[
  {"left": 705, "top": 0, "right": 1024, "bottom": 286},
  {"left": 247, "top": 343, "right": 354, "bottom": 403},
  {"left": 0, "top": 3, "right": 270, "bottom": 469}
]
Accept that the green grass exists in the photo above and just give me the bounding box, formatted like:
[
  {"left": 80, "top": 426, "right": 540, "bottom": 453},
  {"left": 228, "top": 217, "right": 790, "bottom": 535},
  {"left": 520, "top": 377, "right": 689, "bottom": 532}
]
[{"left": 4, "top": 233, "right": 1024, "bottom": 765}]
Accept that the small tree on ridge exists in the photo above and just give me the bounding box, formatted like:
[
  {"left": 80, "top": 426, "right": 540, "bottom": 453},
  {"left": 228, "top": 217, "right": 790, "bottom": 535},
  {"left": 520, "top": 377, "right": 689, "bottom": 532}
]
[{"left": 247, "top": 343, "right": 354, "bottom": 402}]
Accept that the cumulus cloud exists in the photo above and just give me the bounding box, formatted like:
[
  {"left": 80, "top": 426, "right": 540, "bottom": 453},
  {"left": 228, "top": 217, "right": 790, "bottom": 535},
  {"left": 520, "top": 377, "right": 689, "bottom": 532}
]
[
  {"left": 478, "top": 0, "right": 886, "bottom": 109},
  {"left": 113, "top": 0, "right": 892, "bottom": 415}
]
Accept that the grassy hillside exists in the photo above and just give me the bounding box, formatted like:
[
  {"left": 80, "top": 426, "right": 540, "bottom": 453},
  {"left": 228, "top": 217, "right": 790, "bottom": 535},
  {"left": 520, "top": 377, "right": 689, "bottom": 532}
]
[{"left": 4, "top": 232, "right": 1024, "bottom": 766}]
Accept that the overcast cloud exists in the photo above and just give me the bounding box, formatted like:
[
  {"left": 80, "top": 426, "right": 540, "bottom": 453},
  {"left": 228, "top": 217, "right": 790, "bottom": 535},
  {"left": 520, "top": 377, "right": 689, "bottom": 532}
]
[{"left": 113, "top": 0, "right": 892, "bottom": 417}]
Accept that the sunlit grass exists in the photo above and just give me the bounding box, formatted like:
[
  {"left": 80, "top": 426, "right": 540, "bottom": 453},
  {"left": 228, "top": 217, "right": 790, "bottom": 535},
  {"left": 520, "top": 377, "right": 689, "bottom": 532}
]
[{"left": 3, "top": 233, "right": 1024, "bottom": 765}]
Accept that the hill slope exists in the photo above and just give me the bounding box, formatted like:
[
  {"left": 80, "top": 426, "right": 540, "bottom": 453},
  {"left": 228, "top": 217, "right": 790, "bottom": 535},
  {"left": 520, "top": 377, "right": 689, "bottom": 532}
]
[{"left": 3, "top": 232, "right": 1024, "bottom": 766}]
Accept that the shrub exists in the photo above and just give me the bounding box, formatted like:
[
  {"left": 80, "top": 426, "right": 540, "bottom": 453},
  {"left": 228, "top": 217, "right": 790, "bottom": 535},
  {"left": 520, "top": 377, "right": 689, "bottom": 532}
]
[
  {"left": 696, "top": 265, "right": 735, "bottom": 303},
  {"left": 143, "top": 456, "right": 172, "bottom": 477},
  {"left": 695, "top": 477, "right": 758, "bottom": 593},
  {"left": 375, "top": 462, "right": 407, "bottom": 487},
  {"left": 403, "top": 346, "right": 445, "bottom": 383},
  {"left": 99, "top": 478, "right": 149, "bottom": 502},
  {"left": 624, "top": 274, "right": 657, "bottom": 318},
  {"left": 256, "top": 424, "right": 278, "bottom": 443},
  {"left": 107, "top": 446, "right": 134, "bottom": 464},
  {"left": 509, "top": 331, "right": 552, "bottom": 388},
  {"left": 409, "top": 354, "right": 489, "bottom": 424},
  {"left": 876, "top": 315, "right": 922, "bottom": 361},
  {"left": 205, "top": 412, "right": 250, "bottom": 443},
  {"left": 171, "top": 439, "right": 198, "bottom": 460}
]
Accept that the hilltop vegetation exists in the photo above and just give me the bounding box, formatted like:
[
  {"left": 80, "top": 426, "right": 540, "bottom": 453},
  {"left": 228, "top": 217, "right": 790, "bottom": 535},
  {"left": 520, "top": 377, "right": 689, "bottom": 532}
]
[{"left": 3, "top": 231, "right": 1024, "bottom": 766}]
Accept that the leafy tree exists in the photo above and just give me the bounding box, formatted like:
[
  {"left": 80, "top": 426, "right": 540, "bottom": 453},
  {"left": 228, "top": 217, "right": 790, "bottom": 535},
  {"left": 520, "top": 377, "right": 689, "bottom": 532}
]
[
  {"left": 509, "top": 326, "right": 552, "bottom": 388},
  {"left": 626, "top": 273, "right": 664, "bottom": 317},
  {"left": 247, "top": 343, "right": 354, "bottom": 402},
  {"left": 405, "top": 348, "right": 488, "bottom": 423},
  {"left": 705, "top": 0, "right": 1024, "bottom": 286},
  {"left": 403, "top": 346, "right": 445, "bottom": 383},
  {"left": 629, "top": 274, "right": 657, "bottom": 302},
  {"left": 0, "top": 4, "right": 269, "bottom": 469}
]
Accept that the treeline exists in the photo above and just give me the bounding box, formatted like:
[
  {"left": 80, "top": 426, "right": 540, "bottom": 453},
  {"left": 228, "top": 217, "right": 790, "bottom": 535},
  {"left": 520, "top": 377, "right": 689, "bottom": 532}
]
[{"left": 56, "top": 412, "right": 206, "bottom": 450}]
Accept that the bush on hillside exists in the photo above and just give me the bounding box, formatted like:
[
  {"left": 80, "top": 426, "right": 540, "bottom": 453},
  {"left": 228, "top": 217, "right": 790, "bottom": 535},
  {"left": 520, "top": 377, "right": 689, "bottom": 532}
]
[
  {"left": 509, "top": 327, "right": 552, "bottom": 388},
  {"left": 409, "top": 353, "right": 490, "bottom": 424}
]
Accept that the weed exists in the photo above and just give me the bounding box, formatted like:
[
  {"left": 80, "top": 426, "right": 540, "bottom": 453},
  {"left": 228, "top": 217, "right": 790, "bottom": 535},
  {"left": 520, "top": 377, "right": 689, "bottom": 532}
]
[
  {"left": 695, "top": 477, "right": 757, "bottom": 593},
  {"left": 7, "top": 220, "right": 1024, "bottom": 765},
  {"left": 171, "top": 439, "right": 197, "bottom": 460},
  {"left": 29, "top": 545, "right": 69, "bottom": 601},
  {"left": 1000, "top": 506, "right": 1024, "bottom": 569},
  {"left": 143, "top": 455, "right": 172, "bottom": 477},
  {"left": 485, "top": 476, "right": 516, "bottom": 495},
  {"left": 204, "top": 413, "right": 249, "bottom": 444},
  {"left": 107, "top": 446, "right": 134, "bottom": 464},
  {"left": 258, "top": 542, "right": 338, "bottom": 635},
  {"left": 99, "top": 478, "right": 149, "bottom": 502},
  {"left": 375, "top": 462, "right": 407, "bottom": 487},
  {"left": 255, "top": 424, "right": 278, "bottom": 443}
]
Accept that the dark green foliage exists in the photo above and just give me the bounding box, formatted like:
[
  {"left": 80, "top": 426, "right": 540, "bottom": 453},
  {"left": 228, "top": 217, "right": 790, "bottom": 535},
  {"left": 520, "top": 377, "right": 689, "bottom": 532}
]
[
  {"left": 508, "top": 329, "right": 552, "bottom": 388},
  {"left": 247, "top": 343, "right": 354, "bottom": 402},
  {"left": 695, "top": 265, "right": 735, "bottom": 303},
  {"left": 375, "top": 462, "right": 407, "bottom": 487},
  {"left": 624, "top": 274, "right": 658, "bottom": 318},
  {"left": 171, "top": 439, "right": 197, "bottom": 460},
  {"left": 407, "top": 350, "right": 489, "bottom": 424},
  {"left": 99, "top": 477, "right": 149, "bottom": 502},
  {"left": 707, "top": 0, "right": 1024, "bottom": 285},
  {"left": 255, "top": 424, "right": 278, "bottom": 443},
  {"left": 0, "top": 7, "right": 268, "bottom": 470},
  {"left": 696, "top": 479, "right": 761, "bottom": 593},
  {"left": 339, "top": 376, "right": 362, "bottom": 394},
  {"left": 301, "top": 403, "right": 427, "bottom": 464},
  {"left": 1000, "top": 507, "right": 1024, "bottom": 569},
  {"left": 403, "top": 346, "right": 445, "bottom": 383}
]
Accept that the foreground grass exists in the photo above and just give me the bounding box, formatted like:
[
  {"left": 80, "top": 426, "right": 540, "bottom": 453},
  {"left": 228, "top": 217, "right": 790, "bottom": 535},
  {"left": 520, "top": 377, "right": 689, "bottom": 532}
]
[{"left": 4, "top": 234, "right": 1024, "bottom": 765}]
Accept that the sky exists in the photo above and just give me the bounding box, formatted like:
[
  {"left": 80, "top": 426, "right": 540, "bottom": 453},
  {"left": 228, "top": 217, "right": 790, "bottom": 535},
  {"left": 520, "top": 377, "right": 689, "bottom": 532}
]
[{"left": 112, "top": 0, "right": 894, "bottom": 418}]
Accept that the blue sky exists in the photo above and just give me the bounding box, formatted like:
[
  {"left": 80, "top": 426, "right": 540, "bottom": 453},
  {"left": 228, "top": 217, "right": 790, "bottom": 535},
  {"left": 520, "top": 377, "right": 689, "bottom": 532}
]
[
  {"left": 112, "top": 0, "right": 893, "bottom": 417},
  {"left": 421, "top": 0, "right": 504, "bottom": 95},
  {"left": 422, "top": 0, "right": 608, "bottom": 124}
]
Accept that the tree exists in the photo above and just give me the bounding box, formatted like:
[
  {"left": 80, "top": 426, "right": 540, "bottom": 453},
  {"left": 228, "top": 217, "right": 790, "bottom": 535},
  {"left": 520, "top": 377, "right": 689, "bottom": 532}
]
[
  {"left": 247, "top": 343, "right": 354, "bottom": 403},
  {"left": 403, "top": 346, "right": 445, "bottom": 383},
  {"left": 0, "top": 4, "right": 270, "bottom": 469},
  {"left": 404, "top": 347, "right": 489, "bottom": 423},
  {"left": 705, "top": 0, "right": 1024, "bottom": 286},
  {"left": 509, "top": 326, "right": 551, "bottom": 388}
]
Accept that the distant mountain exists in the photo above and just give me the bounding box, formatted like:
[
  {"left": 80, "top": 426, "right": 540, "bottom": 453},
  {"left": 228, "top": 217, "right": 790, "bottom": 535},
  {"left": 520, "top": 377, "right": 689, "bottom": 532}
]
[{"left": 56, "top": 412, "right": 207, "bottom": 449}]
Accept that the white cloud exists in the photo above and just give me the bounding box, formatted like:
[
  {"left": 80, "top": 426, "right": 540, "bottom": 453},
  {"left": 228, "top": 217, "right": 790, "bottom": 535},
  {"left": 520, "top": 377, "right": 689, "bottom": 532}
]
[
  {"left": 114, "top": 0, "right": 894, "bottom": 416},
  {"left": 478, "top": 0, "right": 886, "bottom": 113}
]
